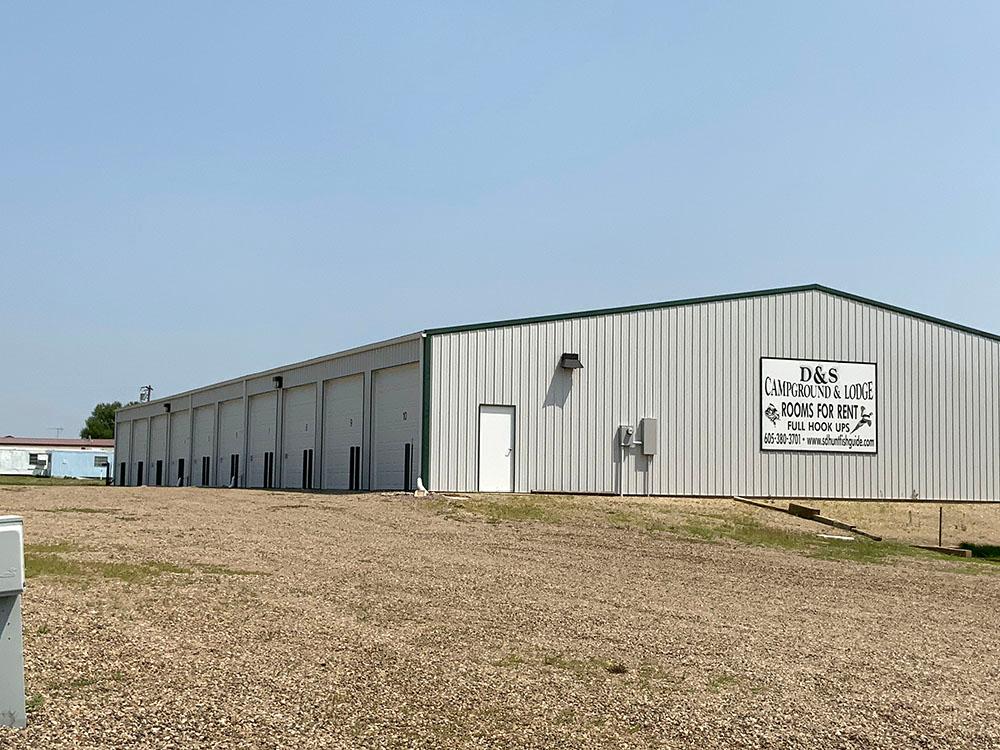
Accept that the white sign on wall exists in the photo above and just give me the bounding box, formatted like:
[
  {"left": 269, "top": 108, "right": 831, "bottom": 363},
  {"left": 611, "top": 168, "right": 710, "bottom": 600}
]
[{"left": 761, "top": 358, "right": 877, "bottom": 453}]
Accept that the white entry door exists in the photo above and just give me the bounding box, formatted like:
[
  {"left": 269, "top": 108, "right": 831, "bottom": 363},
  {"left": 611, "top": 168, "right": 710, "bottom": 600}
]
[{"left": 478, "top": 405, "right": 515, "bottom": 492}]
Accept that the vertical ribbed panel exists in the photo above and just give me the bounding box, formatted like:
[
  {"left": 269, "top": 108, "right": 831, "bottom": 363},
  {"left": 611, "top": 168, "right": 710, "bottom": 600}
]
[
  {"left": 114, "top": 336, "right": 421, "bottom": 487},
  {"left": 428, "top": 289, "right": 1000, "bottom": 500}
]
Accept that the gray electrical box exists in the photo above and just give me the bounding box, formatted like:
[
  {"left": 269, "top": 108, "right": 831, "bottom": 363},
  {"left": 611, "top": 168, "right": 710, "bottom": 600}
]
[
  {"left": 640, "top": 418, "right": 658, "bottom": 455},
  {"left": 0, "top": 516, "right": 25, "bottom": 729},
  {"left": 0, "top": 518, "right": 24, "bottom": 596},
  {"left": 618, "top": 425, "right": 635, "bottom": 447}
]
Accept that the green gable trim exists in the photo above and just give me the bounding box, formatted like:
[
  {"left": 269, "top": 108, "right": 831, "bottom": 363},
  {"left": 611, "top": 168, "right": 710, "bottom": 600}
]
[{"left": 422, "top": 283, "right": 1000, "bottom": 344}]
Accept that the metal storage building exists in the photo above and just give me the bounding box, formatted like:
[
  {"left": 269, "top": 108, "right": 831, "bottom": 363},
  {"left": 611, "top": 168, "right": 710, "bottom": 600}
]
[{"left": 115, "top": 285, "right": 1000, "bottom": 501}]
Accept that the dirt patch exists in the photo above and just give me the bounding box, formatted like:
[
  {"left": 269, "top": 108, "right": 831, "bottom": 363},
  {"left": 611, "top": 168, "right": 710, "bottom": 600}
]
[{"left": 0, "top": 486, "right": 998, "bottom": 749}]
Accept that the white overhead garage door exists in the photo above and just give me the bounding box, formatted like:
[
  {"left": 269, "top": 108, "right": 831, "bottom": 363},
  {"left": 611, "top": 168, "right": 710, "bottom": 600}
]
[
  {"left": 192, "top": 405, "right": 215, "bottom": 486},
  {"left": 281, "top": 384, "right": 316, "bottom": 490},
  {"left": 115, "top": 424, "right": 130, "bottom": 486},
  {"left": 217, "top": 399, "right": 243, "bottom": 487},
  {"left": 149, "top": 414, "right": 168, "bottom": 486},
  {"left": 169, "top": 410, "right": 190, "bottom": 486},
  {"left": 248, "top": 391, "right": 278, "bottom": 488},
  {"left": 131, "top": 418, "right": 149, "bottom": 485},
  {"left": 372, "top": 363, "right": 420, "bottom": 490},
  {"left": 322, "top": 374, "right": 364, "bottom": 490}
]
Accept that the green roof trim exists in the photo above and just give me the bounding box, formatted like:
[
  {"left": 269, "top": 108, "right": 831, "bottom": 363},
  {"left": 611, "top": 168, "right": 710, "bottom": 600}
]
[{"left": 423, "top": 283, "right": 1000, "bottom": 343}]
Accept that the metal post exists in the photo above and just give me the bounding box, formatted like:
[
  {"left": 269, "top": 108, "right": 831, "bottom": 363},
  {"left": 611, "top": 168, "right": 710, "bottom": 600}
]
[
  {"left": 938, "top": 506, "right": 943, "bottom": 548},
  {"left": 0, "top": 516, "right": 26, "bottom": 728}
]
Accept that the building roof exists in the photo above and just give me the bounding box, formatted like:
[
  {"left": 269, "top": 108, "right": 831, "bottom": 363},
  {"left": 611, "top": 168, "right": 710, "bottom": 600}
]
[
  {"left": 423, "top": 283, "right": 1000, "bottom": 342},
  {"left": 118, "top": 284, "right": 1000, "bottom": 420},
  {"left": 0, "top": 437, "right": 114, "bottom": 449}
]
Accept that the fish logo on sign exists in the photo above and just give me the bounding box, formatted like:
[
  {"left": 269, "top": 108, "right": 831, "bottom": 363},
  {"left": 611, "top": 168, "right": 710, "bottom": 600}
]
[{"left": 764, "top": 404, "right": 780, "bottom": 425}]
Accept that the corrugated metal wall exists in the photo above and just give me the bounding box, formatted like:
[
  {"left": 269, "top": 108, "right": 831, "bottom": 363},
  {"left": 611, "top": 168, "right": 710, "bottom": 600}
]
[
  {"left": 427, "top": 289, "right": 1000, "bottom": 500},
  {"left": 115, "top": 335, "right": 421, "bottom": 490}
]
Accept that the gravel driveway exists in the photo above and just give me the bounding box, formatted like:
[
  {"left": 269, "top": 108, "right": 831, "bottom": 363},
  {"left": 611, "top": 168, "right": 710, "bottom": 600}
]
[{"left": 0, "top": 485, "right": 998, "bottom": 749}]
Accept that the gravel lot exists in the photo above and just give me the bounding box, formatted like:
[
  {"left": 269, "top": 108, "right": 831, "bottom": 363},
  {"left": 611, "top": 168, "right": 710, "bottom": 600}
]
[{"left": 1, "top": 485, "right": 998, "bottom": 749}]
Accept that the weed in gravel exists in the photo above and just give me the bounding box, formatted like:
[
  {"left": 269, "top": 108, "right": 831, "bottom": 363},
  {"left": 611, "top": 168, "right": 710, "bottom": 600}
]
[
  {"left": 37, "top": 624, "right": 50, "bottom": 635},
  {"left": 192, "top": 563, "right": 263, "bottom": 576},
  {"left": 553, "top": 708, "right": 576, "bottom": 725},
  {"left": 708, "top": 674, "right": 738, "bottom": 691},
  {"left": 492, "top": 653, "right": 526, "bottom": 668},
  {"left": 41, "top": 507, "right": 120, "bottom": 514},
  {"left": 63, "top": 676, "right": 99, "bottom": 690},
  {"left": 542, "top": 653, "right": 587, "bottom": 673},
  {"left": 606, "top": 510, "right": 672, "bottom": 534},
  {"left": 25, "top": 694, "right": 44, "bottom": 713},
  {"left": 604, "top": 660, "right": 628, "bottom": 674}
]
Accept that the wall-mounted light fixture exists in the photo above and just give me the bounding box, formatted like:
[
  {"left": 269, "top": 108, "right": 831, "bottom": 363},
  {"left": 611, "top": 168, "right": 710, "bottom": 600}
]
[
  {"left": 559, "top": 353, "right": 583, "bottom": 370},
  {"left": 272, "top": 376, "right": 283, "bottom": 389},
  {"left": 163, "top": 402, "right": 171, "bottom": 413}
]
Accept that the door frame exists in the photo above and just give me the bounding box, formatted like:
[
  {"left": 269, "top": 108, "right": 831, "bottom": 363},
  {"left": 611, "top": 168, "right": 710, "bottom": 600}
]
[{"left": 477, "top": 403, "right": 516, "bottom": 493}]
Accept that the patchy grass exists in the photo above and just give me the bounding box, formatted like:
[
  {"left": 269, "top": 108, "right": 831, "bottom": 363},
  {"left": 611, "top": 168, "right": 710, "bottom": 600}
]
[
  {"left": 676, "top": 514, "right": 928, "bottom": 564},
  {"left": 24, "top": 542, "right": 261, "bottom": 582},
  {"left": 25, "top": 543, "right": 190, "bottom": 584},
  {"left": 421, "top": 494, "right": 955, "bottom": 567},
  {"left": 426, "top": 495, "right": 561, "bottom": 524},
  {"left": 26, "top": 542, "right": 81, "bottom": 554},
  {"left": 0, "top": 476, "right": 104, "bottom": 486},
  {"left": 40, "top": 507, "right": 120, "bottom": 514}
]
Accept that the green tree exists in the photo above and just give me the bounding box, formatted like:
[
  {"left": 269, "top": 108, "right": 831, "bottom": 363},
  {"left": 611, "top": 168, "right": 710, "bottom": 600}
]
[{"left": 80, "top": 402, "right": 129, "bottom": 439}]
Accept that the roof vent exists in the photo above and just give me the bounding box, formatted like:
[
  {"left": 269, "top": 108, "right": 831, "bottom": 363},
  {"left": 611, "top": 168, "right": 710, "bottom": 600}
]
[{"left": 559, "top": 353, "right": 583, "bottom": 370}]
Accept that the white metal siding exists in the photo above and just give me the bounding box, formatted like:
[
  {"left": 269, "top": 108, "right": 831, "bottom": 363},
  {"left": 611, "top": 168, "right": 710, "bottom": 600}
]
[
  {"left": 130, "top": 419, "right": 149, "bottom": 485},
  {"left": 322, "top": 374, "right": 364, "bottom": 489},
  {"left": 217, "top": 399, "right": 243, "bottom": 487},
  {"left": 428, "top": 289, "right": 1000, "bottom": 500},
  {"left": 371, "top": 363, "right": 421, "bottom": 490},
  {"left": 192, "top": 405, "right": 215, "bottom": 486},
  {"left": 281, "top": 384, "right": 316, "bottom": 489},
  {"left": 169, "top": 410, "right": 190, "bottom": 486},
  {"left": 116, "top": 336, "right": 421, "bottom": 491},
  {"left": 248, "top": 391, "right": 278, "bottom": 488}
]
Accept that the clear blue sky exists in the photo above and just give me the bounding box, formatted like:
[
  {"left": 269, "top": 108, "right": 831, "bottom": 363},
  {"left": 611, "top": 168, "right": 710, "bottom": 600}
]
[{"left": 2, "top": 2, "right": 998, "bottom": 437}]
